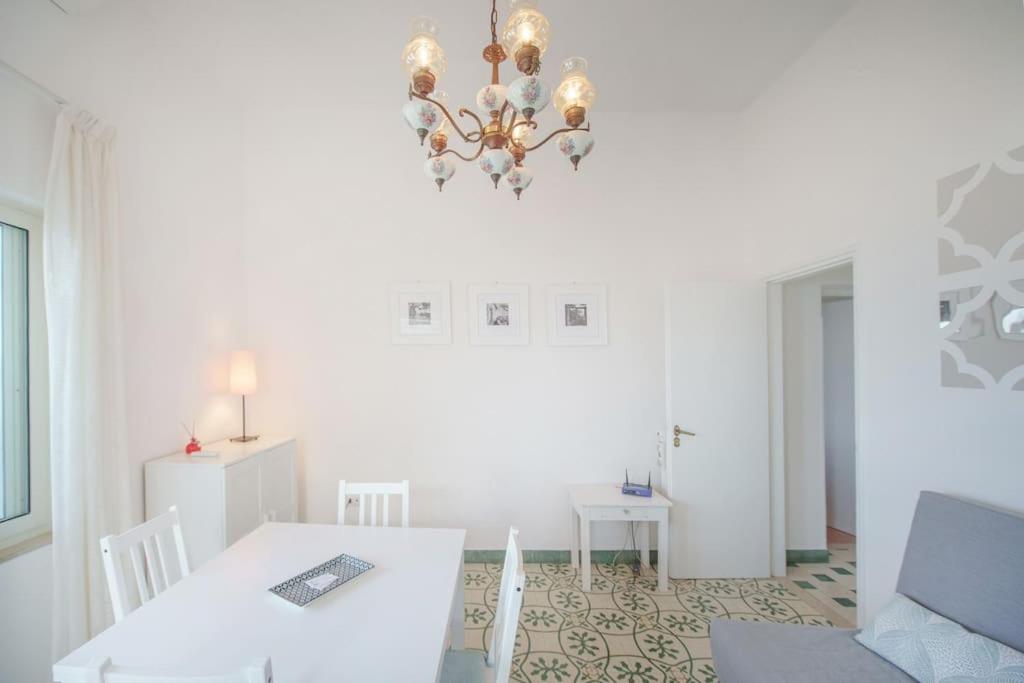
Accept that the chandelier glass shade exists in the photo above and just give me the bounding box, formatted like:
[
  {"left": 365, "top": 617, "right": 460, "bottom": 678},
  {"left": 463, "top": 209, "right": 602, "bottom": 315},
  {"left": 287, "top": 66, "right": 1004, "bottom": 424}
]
[{"left": 401, "top": 0, "right": 596, "bottom": 199}]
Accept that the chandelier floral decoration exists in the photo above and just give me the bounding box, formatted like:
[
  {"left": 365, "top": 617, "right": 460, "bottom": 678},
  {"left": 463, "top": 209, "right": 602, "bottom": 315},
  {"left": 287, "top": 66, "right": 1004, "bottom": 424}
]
[{"left": 401, "top": 0, "right": 596, "bottom": 199}]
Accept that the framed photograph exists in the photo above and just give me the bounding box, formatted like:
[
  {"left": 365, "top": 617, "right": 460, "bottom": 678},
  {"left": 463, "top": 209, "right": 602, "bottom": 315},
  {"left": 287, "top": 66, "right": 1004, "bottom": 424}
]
[
  {"left": 547, "top": 284, "right": 608, "bottom": 346},
  {"left": 468, "top": 284, "right": 530, "bottom": 346},
  {"left": 390, "top": 282, "right": 451, "bottom": 345}
]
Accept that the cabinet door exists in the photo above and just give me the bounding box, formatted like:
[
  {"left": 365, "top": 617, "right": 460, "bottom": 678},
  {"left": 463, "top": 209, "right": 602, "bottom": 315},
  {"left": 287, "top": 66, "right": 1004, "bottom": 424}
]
[
  {"left": 260, "top": 446, "right": 296, "bottom": 523},
  {"left": 224, "top": 457, "right": 261, "bottom": 545}
]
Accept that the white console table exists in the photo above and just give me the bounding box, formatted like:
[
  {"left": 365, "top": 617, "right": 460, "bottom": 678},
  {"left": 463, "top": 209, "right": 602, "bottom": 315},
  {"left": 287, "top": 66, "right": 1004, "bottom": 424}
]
[
  {"left": 569, "top": 484, "right": 673, "bottom": 593},
  {"left": 145, "top": 436, "right": 297, "bottom": 569}
]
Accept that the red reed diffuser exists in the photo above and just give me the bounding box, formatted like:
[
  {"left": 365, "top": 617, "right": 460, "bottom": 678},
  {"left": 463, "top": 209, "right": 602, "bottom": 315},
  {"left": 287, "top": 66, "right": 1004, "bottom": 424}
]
[{"left": 182, "top": 421, "right": 202, "bottom": 455}]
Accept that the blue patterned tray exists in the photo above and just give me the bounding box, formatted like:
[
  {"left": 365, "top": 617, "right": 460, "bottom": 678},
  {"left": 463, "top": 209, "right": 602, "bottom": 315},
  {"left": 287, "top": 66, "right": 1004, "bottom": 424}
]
[{"left": 269, "top": 553, "right": 374, "bottom": 606}]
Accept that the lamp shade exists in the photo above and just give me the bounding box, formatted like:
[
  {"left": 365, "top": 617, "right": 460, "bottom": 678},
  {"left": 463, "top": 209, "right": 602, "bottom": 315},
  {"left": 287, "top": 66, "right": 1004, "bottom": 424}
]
[{"left": 229, "top": 351, "right": 258, "bottom": 395}]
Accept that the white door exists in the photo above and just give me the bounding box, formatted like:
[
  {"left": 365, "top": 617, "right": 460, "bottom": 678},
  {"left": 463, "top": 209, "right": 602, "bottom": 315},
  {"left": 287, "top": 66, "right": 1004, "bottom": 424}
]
[{"left": 665, "top": 282, "right": 770, "bottom": 578}]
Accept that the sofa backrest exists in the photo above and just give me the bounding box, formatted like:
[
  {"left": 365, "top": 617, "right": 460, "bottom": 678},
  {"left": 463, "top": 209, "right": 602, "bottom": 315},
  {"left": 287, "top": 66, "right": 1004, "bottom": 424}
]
[{"left": 897, "top": 491, "right": 1024, "bottom": 652}]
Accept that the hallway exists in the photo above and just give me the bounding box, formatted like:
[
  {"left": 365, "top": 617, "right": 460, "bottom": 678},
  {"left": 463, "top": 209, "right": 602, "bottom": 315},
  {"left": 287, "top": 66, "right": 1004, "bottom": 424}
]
[{"left": 787, "top": 527, "right": 857, "bottom": 625}]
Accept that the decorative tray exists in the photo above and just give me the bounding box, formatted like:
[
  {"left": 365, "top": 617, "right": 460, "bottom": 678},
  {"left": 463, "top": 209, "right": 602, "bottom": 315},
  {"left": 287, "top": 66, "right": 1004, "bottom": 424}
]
[{"left": 268, "top": 553, "right": 374, "bottom": 606}]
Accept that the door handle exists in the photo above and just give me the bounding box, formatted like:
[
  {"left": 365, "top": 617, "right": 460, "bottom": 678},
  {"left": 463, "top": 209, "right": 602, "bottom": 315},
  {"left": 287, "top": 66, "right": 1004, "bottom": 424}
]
[{"left": 673, "top": 425, "right": 695, "bottom": 447}]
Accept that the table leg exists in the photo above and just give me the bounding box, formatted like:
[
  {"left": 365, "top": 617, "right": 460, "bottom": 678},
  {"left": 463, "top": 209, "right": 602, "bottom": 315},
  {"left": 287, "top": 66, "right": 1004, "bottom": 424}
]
[
  {"left": 580, "top": 510, "right": 592, "bottom": 592},
  {"left": 450, "top": 553, "right": 465, "bottom": 649},
  {"left": 569, "top": 506, "right": 580, "bottom": 570},
  {"left": 657, "top": 513, "right": 669, "bottom": 593},
  {"left": 639, "top": 522, "right": 651, "bottom": 568}
]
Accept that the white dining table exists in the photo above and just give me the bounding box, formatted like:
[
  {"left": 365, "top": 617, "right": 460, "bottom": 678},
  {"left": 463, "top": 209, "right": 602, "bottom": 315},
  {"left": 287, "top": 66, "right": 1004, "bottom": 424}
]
[{"left": 53, "top": 523, "right": 467, "bottom": 683}]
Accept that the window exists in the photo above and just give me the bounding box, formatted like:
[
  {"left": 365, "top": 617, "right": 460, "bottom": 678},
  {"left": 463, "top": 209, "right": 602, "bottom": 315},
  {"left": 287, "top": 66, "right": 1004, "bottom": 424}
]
[
  {"left": 0, "top": 222, "right": 29, "bottom": 522},
  {"left": 0, "top": 204, "right": 48, "bottom": 557}
]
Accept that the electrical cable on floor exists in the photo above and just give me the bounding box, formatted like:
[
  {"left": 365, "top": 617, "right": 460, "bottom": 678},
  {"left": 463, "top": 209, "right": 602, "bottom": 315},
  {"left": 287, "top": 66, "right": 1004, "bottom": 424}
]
[{"left": 607, "top": 523, "right": 645, "bottom": 586}]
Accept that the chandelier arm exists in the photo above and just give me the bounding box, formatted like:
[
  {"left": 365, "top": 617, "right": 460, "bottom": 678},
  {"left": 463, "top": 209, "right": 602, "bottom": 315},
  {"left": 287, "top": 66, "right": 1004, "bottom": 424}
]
[
  {"left": 431, "top": 142, "right": 485, "bottom": 163},
  {"left": 456, "top": 107, "right": 486, "bottom": 138},
  {"left": 409, "top": 87, "right": 484, "bottom": 143},
  {"left": 503, "top": 110, "right": 517, "bottom": 137},
  {"left": 524, "top": 123, "right": 592, "bottom": 152}
]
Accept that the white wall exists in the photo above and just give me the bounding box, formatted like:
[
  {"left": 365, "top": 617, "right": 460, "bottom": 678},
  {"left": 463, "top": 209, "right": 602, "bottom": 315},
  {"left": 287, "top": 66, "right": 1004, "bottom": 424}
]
[
  {"left": 782, "top": 265, "right": 852, "bottom": 551},
  {"left": 0, "top": 545, "right": 52, "bottom": 683},
  {"left": 0, "top": 67, "right": 56, "bottom": 211},
  {"left": 741, "top": 0, "right": 1024, "bottom": 620},
  {"left": 239, "top": 104, "right": 741, "bottom": 549},
  {"left": 823, "top": 298, "right": 855, "bottom": 535}
]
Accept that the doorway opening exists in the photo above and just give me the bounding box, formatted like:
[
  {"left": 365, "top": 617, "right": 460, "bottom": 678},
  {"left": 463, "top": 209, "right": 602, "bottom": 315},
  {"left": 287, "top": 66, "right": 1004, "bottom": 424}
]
[{"left": 767, "top": 256, "right": 860, "bottom": 627}]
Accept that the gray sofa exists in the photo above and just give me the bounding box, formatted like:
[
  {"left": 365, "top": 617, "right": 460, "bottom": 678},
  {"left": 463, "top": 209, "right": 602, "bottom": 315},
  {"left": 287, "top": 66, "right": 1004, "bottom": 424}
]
[{"left": 710, "top": 491, "right": 1024, "bottom": 682}]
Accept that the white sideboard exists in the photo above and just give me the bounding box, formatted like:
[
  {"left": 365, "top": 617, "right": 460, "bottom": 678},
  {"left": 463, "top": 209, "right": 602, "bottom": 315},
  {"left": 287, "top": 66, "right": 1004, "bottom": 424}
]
[{"left": 145, "top": 436, "right": 298, "bottom": 569}]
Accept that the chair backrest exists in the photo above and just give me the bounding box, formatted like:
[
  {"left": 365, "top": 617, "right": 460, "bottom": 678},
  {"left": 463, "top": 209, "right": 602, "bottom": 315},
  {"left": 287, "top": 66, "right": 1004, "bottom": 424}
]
[
  {"left": 69, "top": 656, "right": 272, "bottom": 683},
  {"left": 487, "top": 527, "right": 525, "bottom": 683},
  {"left": 897, "top": 491, "right": 1024, "bottom": 652},
  {"left": 337, "top": 480, "right": 410, "bottom": 527},
  {"left": 99, "top": 506, "right": 190, "bottom": 622}
]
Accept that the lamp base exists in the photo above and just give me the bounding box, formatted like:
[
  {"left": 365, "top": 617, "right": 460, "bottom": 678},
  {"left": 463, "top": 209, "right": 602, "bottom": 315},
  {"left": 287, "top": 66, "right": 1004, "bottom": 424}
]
[{"left": 230, "top": 435, "right": 260, "bottom": 443}]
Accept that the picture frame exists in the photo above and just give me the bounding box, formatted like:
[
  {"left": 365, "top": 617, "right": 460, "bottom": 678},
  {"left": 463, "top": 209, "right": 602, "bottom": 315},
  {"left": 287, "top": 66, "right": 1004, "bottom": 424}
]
[
  {"left": 467, "top": 284, "right": 530, "bottom": 346},
  {"left": 390, "top": 282, "right": 451, "bottom": 345},
  {"left": 546, "top": 284, "right": 608, "bottom": 346}
]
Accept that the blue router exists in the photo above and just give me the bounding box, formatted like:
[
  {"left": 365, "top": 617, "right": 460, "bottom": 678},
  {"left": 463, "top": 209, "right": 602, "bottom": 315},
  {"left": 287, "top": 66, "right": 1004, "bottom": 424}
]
[{"left": 622, "top": 470, "right": 653, "bottom": 497}]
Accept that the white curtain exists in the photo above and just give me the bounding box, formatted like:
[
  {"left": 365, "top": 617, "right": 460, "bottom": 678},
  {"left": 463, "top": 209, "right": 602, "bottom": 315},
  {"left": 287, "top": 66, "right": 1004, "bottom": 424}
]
[{"left": 44, "top": 110, "right": 131, "bottom": 658}]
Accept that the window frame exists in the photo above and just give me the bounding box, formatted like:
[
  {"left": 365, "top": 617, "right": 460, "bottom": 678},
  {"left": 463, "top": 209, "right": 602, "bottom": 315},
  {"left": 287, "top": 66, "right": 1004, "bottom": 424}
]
[{"left": 0, "top": 202, "right": 50, "bottom": 558}]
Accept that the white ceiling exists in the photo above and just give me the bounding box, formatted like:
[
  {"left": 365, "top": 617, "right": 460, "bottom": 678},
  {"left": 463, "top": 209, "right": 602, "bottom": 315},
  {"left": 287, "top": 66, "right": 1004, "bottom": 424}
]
[
  {"left": 46, "top": 0, "right": 111, "bottom": 15},
  {"left": 41, "top": 0, "right": 857, "bottom": 113}
]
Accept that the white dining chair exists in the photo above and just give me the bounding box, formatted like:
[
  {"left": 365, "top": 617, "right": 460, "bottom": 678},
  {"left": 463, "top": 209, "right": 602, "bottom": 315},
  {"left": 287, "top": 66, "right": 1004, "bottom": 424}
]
[
  {"left": 61, "top": 656, "right": 272, "bottom": 683},
  {"left": 99, "top": 505, "right": 190, "bottom": 622},
  {"left": 337, "top": 479, "right": 410, "bottom": 527},
  {"left": 440, "top": 527, "right": 525, "bottom": 683}
]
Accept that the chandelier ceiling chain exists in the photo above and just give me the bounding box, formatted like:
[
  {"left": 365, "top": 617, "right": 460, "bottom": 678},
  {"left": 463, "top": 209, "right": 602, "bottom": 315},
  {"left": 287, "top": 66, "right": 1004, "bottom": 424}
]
[
  {"left": 400, "top": 0, "right": 597, "bottom": 199},
  {"left": 490, "top": 0, "right": 498, "bottom": 46}
]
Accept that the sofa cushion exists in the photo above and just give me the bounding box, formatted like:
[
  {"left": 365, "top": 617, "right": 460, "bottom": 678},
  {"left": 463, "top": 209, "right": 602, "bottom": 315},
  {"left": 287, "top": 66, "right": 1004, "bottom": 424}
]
[
  {"left": 898, "top": 491, "right": 1024, "bottom": 652},
  {"left": 710, "top": 619, "right": 914, "bottom": 683},
  {"left": 855, "top": 593, "right": 1024, "bottom": 682}
]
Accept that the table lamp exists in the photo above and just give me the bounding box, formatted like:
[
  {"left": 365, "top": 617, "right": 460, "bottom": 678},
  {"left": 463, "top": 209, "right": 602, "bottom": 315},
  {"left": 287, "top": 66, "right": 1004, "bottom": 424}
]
[{"left": 229, "top": 350, "right": 259, "bottom": 442}]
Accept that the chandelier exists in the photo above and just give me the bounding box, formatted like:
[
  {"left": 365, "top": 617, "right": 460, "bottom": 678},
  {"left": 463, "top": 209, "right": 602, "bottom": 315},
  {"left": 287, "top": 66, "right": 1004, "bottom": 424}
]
[{"left": 401, "top": 0, "right": 596, "bottom": 199}]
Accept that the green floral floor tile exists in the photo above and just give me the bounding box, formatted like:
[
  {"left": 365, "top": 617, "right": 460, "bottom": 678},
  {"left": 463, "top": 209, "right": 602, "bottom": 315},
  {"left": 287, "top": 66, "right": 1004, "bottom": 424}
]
[{"left": 464, "top": 563, "right": 833, "bottom": 683}]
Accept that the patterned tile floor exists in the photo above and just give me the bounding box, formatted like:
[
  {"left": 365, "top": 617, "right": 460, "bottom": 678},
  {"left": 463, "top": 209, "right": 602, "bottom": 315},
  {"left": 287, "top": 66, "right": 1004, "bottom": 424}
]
[
  {"left": 463, "top": 563, "right": 834, "bottom": 683},
  {"left": 786, "top": 540, "right": 857, "bottom": 626}
]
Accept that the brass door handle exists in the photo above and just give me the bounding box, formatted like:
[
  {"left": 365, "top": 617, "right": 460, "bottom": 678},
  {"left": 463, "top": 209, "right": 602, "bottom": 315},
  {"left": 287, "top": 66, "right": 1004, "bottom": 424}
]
[{"left": 673, "top": 425, "right": 695, "bottom": 447}]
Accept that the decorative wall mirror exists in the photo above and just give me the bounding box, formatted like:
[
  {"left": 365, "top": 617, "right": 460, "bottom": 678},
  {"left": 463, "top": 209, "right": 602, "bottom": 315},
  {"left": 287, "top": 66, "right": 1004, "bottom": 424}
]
[{"left": 937, "top": 146, "right": 1024, "bottom": 390}]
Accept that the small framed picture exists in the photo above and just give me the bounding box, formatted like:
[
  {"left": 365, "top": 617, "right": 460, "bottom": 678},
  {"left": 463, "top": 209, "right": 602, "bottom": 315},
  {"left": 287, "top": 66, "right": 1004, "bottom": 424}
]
[
  {"left": 547, "top": 284, "right": 608, "bottom": 346},
  {"left": 390, "top": 282, "right": 451, "bottom": 345},
  {"left": 468, "top": 284, "right": 530, "bottom": 346}
]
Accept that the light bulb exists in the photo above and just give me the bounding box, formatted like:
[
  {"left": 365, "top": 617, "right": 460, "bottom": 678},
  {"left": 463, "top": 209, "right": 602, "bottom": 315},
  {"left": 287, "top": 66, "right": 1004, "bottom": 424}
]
[
  {"left": 511, "top": 123, "right": 533, "bottom": 147},
  {"left": 433, "top": 91, "right": 451, "bottom": 134},
  {"left": 501, "top": 0, "right": 550, "bottom": 75},
  {"left": 553, "top": 57, "right": 596, "bottom": 127},
  {"left": 401, "top": 17, "right": 447, "bottom": 94},
  {"left": 428, "top": 91, "right": 451, "bottom": 152}
]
